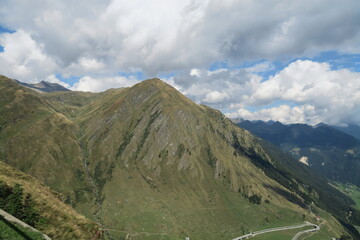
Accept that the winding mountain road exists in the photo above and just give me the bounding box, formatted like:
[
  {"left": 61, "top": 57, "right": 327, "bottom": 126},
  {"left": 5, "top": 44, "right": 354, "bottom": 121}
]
[
  {"left": 292, "top": 223, "right": 319, "bottom": 240},
  {"left": 232, "top": 221, "right": 319, "bottom": 240}
]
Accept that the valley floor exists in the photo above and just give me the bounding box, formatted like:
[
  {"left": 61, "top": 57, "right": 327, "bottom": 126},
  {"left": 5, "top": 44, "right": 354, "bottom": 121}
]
[{"left": 332, "top": 182, "right": 360, "bottom": 211}]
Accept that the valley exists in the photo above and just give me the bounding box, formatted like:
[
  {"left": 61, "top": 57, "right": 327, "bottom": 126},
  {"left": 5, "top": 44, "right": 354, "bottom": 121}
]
[{"left": 332, "top": 182, "right": 360, "bottom": 211}]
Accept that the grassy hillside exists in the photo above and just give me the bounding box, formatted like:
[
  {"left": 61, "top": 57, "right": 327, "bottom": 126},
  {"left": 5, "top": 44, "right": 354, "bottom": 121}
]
[
  {"left": 0, "top": 161, "right": 102, "bottom": 240},
  {"left": 0, "top": 216, "right": 44, "bottom": 240},
  {"left": 0, "top": 75, "right": 354, "bottom": 239},
  {"left": 0, "top": 75, "right": 94, "bottom": 205}
]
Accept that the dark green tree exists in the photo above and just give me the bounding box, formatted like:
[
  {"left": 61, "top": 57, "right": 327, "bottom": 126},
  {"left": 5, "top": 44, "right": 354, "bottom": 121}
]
[
  {"left": 0, "top": 181, "right": 11, "bottom": 208},
  {"left": 0, "top": 182, "right": 41, "bottom": 227},
  {"left": 22, "top": 193, "right": 40, "bottom": 226},
  {"left": 249, "top": 194, "right": 262, "bottom": 204},
  {"left": 4, "top": 184, "right": 24, "bottom": 218}
]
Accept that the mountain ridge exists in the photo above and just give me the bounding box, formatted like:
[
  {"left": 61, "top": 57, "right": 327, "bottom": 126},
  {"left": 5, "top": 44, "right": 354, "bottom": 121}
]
[{"left": 13, "top": 78, "right": 70, "bottom": 93}]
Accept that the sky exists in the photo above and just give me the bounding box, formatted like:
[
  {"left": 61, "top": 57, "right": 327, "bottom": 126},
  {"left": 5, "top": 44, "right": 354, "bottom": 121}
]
[{"left": 1, "top": 0, "right": 360, "bottom": 126}]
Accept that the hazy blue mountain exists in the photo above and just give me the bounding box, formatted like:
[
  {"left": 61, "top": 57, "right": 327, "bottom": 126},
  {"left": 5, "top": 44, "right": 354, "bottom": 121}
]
[
  {"left": 237, "top": 120, "right": 360, "bottom": 187},
  {"left": 333, "top": 124, "right": 360, "bottom": 141}
]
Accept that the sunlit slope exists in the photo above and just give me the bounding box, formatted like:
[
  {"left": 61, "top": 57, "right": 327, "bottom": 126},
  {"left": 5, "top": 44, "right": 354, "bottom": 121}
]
[
  {"left": 0, "top": 76, "right": 92, "bottom": 203},
  {"left": 0, "top": 161, "right": 102, "bottom": 240}
]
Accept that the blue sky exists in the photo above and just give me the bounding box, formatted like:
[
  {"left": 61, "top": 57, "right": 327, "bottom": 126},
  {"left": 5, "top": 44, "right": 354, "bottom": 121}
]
[
  {"left": 0, "top": 25, "right": 14, "bottom": 34},
  {"left": 1, "top": 0, "right": 360, "bottom": 125},
  {"left": 0, "top": 25, "right": 14, "bottom": 52}
]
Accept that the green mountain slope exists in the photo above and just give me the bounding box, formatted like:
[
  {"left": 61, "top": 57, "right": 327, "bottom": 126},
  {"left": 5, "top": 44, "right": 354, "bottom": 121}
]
[
  {"left": 0, "top": 75, "right": 356, "bottom": 239},
  {"left": 0, "top": 161, "right": 102, "bottom": 239},
  {"left": 0, "top": 76, "right": 94, "bottom": 204}
]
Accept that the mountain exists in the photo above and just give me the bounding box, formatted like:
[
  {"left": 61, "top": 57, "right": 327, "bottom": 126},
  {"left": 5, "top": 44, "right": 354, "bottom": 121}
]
[
  {"left": 333, "top": 124, "right": 360, "bottom": 141},
  {"left": 14, "top": 79, "right": 70, "bottom": 92},
  {"left": 0, "top": 74, "right": 358, "bottom": 239},
  {"left": 237, "top": 120, "right": 360, "bottom": 187},
  {"left": 0, "top": 161, "right": 102, "bottom": 240}
]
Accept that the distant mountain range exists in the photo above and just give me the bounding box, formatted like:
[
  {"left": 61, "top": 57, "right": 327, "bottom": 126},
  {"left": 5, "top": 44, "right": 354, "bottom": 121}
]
[
  {"left": 236, "top": 119, "right": 360, "bottom": 187},
  {"left": 14, "top": 79, "right": 70, "bottom": 92}
]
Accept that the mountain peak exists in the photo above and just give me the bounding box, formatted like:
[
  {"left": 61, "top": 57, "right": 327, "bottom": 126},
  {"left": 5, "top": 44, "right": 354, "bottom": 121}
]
[
  {"left": 13, "top": 79, "right": 70, "bottom": 92},
  {"left": 126, "top": 78, "right": 196, "bottom": 108},
  {"left": 134, "top": 78, "right": 172, "bottom": 90},
  {"left": 142, "top": 77, "right": 163, "bottom": 84}
]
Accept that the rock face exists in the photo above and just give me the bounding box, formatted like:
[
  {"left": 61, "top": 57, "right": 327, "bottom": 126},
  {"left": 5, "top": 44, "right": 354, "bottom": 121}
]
[{"left": 0, "top": 75, "right": 355, "bottom": 239}]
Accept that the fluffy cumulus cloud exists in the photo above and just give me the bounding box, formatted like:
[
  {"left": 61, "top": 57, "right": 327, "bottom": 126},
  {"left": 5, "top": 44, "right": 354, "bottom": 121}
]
[
  {"left": 167, "top": 59, "right": 360, "bottom": 126},
  {"left": 0, "top": 30, "right": 58, "bottom": 82},
  {"left": 172, "top": 66, "right": 262, "bottom": 107},
  {"left": 71, "top": 75, "right": 139, "bottom": 92},
  {"left": 226, "top": 104, "right": 321, "bottom": 125},
  {"left": 203, "top": 91, "right": 229, "bottom": 103},
  {"left": 225, "top": 60, "right": 360, "bottom": 125}
]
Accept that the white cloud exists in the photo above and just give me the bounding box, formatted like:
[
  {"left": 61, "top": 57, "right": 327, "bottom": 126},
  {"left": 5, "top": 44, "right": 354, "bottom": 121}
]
[
  {"left": 190, "top": 68, "right": 201, "bottom": 77},
  {"left": 203, "top": 91, "right": 229, "bottom": 103},
  {"left": 0, "top": 30, "right": 57, "bottom": 82},
  {"left": 174, "top": 67, "right": 261, "bottom": 107},
  {"left": 226, "top": 104, "right": 321, "bottom": 125},
  {"left": 71, "top": 75, "right": 139, "bottom": 92},
  {"left": 64, "top": 57, "right": 105, "bottom": 76},
  {"left": 226, "top": 60, "right": 360, "bottom": 125}
]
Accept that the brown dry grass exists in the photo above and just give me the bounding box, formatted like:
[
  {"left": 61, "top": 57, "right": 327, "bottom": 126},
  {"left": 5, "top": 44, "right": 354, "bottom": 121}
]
[{"left": 0, "top": 161, "right": 102, "bottom": 240}]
